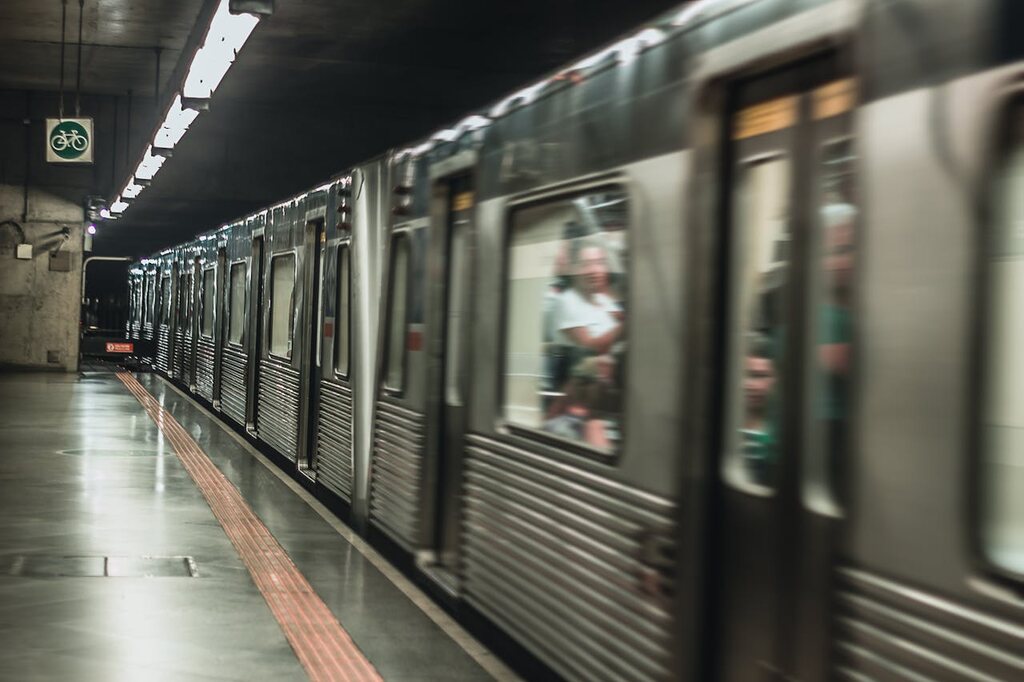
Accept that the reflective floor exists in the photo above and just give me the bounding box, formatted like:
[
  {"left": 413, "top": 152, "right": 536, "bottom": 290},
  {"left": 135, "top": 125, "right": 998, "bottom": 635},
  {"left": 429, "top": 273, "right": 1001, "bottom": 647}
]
[{"left": 0, "top": 370, "right": 499, "bottom": 681}]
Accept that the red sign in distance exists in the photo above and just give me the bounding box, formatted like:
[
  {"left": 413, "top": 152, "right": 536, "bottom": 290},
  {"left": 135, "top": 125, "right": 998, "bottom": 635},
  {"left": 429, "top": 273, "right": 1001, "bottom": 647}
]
[{"left": 105, "top": 342, "right": 134, "bottom": 353}]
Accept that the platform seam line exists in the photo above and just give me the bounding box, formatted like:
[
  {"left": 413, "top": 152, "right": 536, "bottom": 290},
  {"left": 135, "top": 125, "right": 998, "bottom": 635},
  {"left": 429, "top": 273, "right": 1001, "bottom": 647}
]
[{"left": 116, "top": 371, "right": 382, "bottom": 682}]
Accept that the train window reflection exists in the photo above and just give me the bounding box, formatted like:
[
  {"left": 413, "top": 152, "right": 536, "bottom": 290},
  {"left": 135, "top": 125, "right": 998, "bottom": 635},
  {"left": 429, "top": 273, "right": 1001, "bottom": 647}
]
[
  {"left": 228, "top": 263, "right": 246, "bottom": 345},
  {"left": 335, "top": 245, "right": 350, "bottom": 378},
  {"left": 201, "top": 268, "right": 215, "bottom": 338},
  {"left": 805, "top": 138, "right": 856, "bottom": 515},
  {"left": 445, "top": 220, "right": 468, "bottom": 406},
  {"left": 982, "top": 116, "right": 1024, "bottom": 576},
  {"left": 724, "top": 156, "right": 791, "bottom": 492},
  {"left": 385, "top": 235, "right": 410, "bottom": 391},
  {"left": 502, "top": 188, "right": 628, "bottom": 454},
  {"left": 269, "top": 253, "right": 296, "bottom": 359}
]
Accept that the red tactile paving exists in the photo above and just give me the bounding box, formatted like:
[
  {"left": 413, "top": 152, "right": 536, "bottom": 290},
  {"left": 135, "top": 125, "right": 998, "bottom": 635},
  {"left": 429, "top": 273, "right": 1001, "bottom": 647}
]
[{"left": 117, "top": 371, "right": 383, "bottom": 682}]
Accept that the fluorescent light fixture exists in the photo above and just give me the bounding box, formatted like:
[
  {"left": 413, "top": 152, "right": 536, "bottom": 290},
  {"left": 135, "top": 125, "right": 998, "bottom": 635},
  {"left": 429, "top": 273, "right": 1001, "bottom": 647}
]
[
  {"left": 110, "top": 198, "right": 129, "bottom": 214},
  {"left": 154, "top": 95, "right": 200, "bottom": 148},
  {"left": 134, "top": 146, "right": 167, "bottom": 181},
  {"left": 183, "top": 0, "right": 260, "bottom": 99},
  {"left": 122, "top": 182, "right": 145, "bottom": 199}
]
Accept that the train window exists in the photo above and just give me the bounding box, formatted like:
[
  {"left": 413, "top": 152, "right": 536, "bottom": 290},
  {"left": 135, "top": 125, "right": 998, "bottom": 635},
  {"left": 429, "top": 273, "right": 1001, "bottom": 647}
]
[
  {"left": 160, "top": 277, "right": 171, "bottom": 324},
  {"left": 269, "top": 253, "right": 297, "bottom": 359},
  {"left": 334, "top": 245, "right": 351, "bottom": 377},
  {"left": 384, "top": 235, "right": 410, "bottom": 391},
  {"left": 804, "top": 137, "right": 856, "bottom": 514},
  {"left": 201, "top": 268, "right": 215, "bottom": 338},
  {"left": 146, "top": 275, "right": 156, "bottom": 326},
  {"left": 502, "top": 188, "right": 628, "bottom": 454},
  {"left": 227, "top": 262, "right": 246, "bottom": 346},
  {"left": 723, "top": 156, "right": 791, "bottom": 492},
  {"left": 981, "top": 111, "right": 1024, "bottom": 576},
  {"left": 139, "top": 278, "right": 148, "bottom": 327}
]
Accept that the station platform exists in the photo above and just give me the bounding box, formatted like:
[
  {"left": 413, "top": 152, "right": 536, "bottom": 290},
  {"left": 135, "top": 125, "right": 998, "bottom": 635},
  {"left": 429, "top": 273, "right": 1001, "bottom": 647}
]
[{"left": 0, "top": 369, "right": 516, "bottom": 682}]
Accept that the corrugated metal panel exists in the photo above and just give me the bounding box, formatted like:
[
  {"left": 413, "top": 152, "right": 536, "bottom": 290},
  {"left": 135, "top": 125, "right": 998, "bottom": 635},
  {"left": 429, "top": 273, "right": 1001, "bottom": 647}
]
[
  {"left": 195, "top": 336, "right": 216, "bottom": 401},
  {"left": 368, "top": 399, "right": 425, "bottom": 546},
  {"left": 220, "top": 344, "right": 247, "bottom": 426},
  {"left": 172, "top": 328, "right": 188, "bottom": 379},
  {"left": 256, "top": 356, "right": 301, "bottom": 458},
  {"left": 317, "top": 380, "right": 354, "bottom": 500},
  {"left": 461, "top": 433, "right": 677, "bottom": 682},
  {"left": 155, "top": 326, "right": 170, "bottom": 372},
  {"left": 834, "top": 567, "right": 1024, "bottom": 681}
]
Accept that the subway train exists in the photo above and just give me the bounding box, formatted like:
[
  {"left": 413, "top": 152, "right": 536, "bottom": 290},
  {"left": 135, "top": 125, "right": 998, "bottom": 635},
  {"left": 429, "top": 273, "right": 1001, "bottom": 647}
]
[{"left": 126, "top": 0, "right": 1024, "bottom": 679}]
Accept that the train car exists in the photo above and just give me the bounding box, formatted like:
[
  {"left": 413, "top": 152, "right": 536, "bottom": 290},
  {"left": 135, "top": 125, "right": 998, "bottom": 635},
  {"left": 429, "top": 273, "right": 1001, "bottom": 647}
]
[
  {"left": 192, "top": 234, "right": 219, "bottom": 403},
  {"left": 215, "top": 219, "right": 252, "bottom": 427},
  {"left": 128, "top": 0, "right": 1024, "bottom": 679},
  {"left": 366, "top": 150, "right": 434, "bottom": 550},
  {"left": 153, "top": 250, "right": 175, "bottom": 375},
  {"left": 314, "top": 163, "right": 389, "bottom": 506},
  {"left": 127, "top": 268, "right": 142, "bottom": 342},
  {"left": 170, "top": 241, "right": 198, "bottom": 385}
]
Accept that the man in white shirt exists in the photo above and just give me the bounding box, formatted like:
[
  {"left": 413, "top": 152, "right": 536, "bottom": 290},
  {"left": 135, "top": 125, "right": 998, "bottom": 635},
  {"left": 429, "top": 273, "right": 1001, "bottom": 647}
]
[{"left": 557, "top": 244, "right": 623, "bottom": 355}]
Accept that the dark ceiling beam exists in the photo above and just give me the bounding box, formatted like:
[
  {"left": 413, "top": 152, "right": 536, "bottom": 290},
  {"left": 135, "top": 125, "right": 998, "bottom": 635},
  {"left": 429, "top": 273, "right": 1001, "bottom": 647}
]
[{"left": 3, "top": 38, "right": 184, "bottom": 53}]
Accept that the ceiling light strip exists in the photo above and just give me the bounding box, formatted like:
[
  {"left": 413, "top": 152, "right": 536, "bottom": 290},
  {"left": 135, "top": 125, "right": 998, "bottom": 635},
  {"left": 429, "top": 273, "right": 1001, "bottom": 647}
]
[{"left": 109, "top": 0, "right": 266, "bottom": 217}]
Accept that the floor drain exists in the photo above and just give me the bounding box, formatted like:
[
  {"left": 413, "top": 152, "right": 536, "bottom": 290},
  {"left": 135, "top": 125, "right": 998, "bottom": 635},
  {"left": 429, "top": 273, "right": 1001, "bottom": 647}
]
[{"left": 0, "top": 555, "right": 197, "bottom": 577}]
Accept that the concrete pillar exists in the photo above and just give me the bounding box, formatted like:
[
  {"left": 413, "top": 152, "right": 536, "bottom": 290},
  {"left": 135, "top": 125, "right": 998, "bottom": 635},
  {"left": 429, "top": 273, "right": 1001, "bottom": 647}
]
[{"left": 0, "top": 185, "right": 84, "bottom": 372}]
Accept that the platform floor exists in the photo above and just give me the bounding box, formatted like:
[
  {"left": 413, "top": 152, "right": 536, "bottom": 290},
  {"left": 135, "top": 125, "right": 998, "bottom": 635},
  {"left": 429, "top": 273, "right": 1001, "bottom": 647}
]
[{"left": 0, "top": 369, "right": 511, "bottom": 681}]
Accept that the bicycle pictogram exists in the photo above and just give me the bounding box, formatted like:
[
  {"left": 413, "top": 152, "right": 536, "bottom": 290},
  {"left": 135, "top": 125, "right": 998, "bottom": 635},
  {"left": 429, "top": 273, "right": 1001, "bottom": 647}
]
[
  {"left": 51, "top": 128, "right": 88, "bottom": 152},
  {"left": 48, "top": 120, "right": 91, "bottom": 161}
]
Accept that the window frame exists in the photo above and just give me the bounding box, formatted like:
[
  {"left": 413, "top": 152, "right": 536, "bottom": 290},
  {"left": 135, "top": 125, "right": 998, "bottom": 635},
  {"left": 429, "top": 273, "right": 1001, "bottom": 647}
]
[
  {"left": 226, "top": 260, "right": 247, "bottom": 348},
  {"left": 382, "top": 231, "right": 412, "bottom": 395},
  {"left": 333, "top": 241, "right": 353, "bottom": 381},
  {"left": 267, "top": 251, "right": 298, "bottom": 361},
  {"left": 200, "top": 265, "right": 217, "bottom": 339},
  {"left": 496, "top": 179, "right": 633, "bottom": 462},
  {"left": 970, "top": 93, "right": 1024, "bottom": 588}
]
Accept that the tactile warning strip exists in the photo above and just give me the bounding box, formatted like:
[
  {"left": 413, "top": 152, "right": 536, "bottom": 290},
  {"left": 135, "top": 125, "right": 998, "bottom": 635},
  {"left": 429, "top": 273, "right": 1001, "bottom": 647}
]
[{"left": 117, "top": 371, "right": 382, "bottom": 682}]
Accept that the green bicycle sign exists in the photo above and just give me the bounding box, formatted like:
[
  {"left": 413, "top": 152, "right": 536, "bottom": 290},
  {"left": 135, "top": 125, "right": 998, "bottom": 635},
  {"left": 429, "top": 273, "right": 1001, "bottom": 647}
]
[{"left": 46, "top": 118, "right": 93, "bottom": 163}]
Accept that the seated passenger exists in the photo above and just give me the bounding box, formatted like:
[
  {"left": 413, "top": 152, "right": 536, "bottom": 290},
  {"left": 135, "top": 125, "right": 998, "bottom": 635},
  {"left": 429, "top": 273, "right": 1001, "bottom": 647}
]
[
  {"left": 543, "top": 356, "right": 619, "bottom": 450},
  {"left": 741, "top": 334, "right": 777, "bottom": 485}
]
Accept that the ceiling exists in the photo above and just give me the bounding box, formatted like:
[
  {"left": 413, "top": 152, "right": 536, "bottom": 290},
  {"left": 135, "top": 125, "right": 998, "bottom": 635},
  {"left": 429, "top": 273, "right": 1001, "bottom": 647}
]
[{"left": 1, "top": 0, "right": 682, "bottom": 256}]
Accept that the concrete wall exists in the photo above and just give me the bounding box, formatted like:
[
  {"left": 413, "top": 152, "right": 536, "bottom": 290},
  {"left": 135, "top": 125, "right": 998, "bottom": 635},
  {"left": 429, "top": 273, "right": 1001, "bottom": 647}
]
[
  {"left": 0, "top": 88, "right": 138, "bottom": 372},
  {"left": 0, "top": 184, "right": 83, "bottom": 371}
]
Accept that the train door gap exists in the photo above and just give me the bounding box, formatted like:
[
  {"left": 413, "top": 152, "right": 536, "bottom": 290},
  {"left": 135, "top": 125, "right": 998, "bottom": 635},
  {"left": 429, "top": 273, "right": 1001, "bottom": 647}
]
[
  {"left": 421, "top": 173, "right": 473, "bottom": 592},
  {"left": 246, "top": 234, "right": 265, "bottom": 434},
  {"left": 298, "top": 217, "right": 325, "bottom": 475},
  {"left": 708, "top": 53, "right": 850, "bottom": 681}
]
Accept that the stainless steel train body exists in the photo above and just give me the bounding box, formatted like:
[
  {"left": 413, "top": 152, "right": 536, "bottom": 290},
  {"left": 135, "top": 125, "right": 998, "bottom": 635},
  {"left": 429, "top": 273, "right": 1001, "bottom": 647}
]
[{"left": 127, "top": 0, "right": 1024, "bottom": 679}]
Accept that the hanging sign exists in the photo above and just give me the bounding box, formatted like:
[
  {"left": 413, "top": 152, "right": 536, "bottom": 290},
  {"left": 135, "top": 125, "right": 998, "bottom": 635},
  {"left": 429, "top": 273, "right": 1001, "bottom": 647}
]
[{"left": 45, "top": 118, "right": 94, "bottom": 164}]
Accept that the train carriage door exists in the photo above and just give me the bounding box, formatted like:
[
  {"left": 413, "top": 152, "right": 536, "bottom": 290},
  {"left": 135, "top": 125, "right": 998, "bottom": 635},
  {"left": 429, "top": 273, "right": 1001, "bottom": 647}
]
[
  {"left": 298, "top": 216, "right": 326, "bottom": 474},
  {"left": 710, "top": 57, "right": 855, "bottom": 681},
  {"left": 213, "top": 246, "right": 227, "bottom": 408},
  {"left": 246, "top": 234, "right": 266, "bottom": 432},
  {"left": 189, "top": 257, "right": 201, "bottom": 391},
  {"left": 421, "top": 172, "right": 473, "bottom": 585}
]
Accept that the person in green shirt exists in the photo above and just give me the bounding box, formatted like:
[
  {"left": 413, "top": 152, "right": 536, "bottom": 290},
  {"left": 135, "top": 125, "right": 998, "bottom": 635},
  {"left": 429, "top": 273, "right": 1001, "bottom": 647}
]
[{"left": 819, "top": 203, "right": 855, "bottom": 494}]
